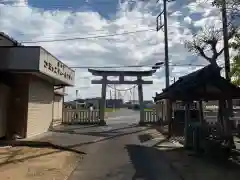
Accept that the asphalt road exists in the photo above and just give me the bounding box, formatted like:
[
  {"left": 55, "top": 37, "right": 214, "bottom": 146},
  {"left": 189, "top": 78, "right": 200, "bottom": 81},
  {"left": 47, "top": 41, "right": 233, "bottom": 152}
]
[
  {"left": 65, "top": 109, "right": 182, "bottom": 180},
  {"left": 105, "top": 109, "right": 140, "bottom": 125},
  {"left": 37, "top": 109, "right": 240, "bottom": 179}
]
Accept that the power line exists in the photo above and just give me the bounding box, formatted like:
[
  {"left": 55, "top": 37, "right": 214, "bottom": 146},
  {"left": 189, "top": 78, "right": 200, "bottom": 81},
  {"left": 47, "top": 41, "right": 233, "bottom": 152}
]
[
  {"left": 71, "top": 64, "right": 158, "bottom": 69},
  {"left": 16, "top": 23, "right": 183, "bottom": 42},
  {"left": 21, "top": 28, "right": 155, "bottom": 43},
  {"left": 15, "top": 24, "right": 153, "bottom": 37}
]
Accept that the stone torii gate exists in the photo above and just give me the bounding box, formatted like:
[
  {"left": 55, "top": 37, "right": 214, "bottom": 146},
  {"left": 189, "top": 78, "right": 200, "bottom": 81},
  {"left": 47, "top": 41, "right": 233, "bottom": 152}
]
[{"left": 88, "top": 69, "right": 154, "bottom": 125}]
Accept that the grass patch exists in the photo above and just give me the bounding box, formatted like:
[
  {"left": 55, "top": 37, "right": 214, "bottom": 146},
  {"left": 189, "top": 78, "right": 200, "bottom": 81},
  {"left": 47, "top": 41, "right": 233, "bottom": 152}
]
[
  {"left": 144, "top": 108, "right": 154, "bottom": 111},
  {"left": 105, "top": 108, "right": 120, "bottom": 112}
]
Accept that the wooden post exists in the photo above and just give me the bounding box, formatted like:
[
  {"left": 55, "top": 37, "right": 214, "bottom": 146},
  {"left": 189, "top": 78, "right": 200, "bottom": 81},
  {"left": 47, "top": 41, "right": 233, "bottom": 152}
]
[
  {"left": 198, "top": 100, "right": 204, "bottom": 125},
  {"left": 99, "top": 76, "right": 107, "bottom": 125},
  {"left": 167, "top": 99, "right": 173, "bottom": 137},
  {"left": 218, "top": 100, "right": 224, "bottom": 129},
  {"left": 223, "top": 100, "right": 235, "bottom": 148},
  {"left": 184, "top": 102, "right": 190, "bottom": 148},
  {"left": 138, "top": 77, "right": 144, "bottom": 125}
]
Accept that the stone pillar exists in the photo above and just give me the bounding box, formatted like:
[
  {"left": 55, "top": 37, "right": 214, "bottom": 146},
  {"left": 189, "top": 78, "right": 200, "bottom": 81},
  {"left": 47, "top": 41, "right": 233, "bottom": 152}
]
[
  {"left": 138, "top": 80, "right": 144, "bottom": 125},
  {"left": 99, "top": 77, "right": 107, "bottom": 125}
]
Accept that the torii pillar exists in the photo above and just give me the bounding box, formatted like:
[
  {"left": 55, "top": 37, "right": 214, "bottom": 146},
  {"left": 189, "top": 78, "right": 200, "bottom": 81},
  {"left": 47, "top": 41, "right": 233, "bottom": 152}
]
[{"left": 88, "top": 69, "right": 154, "bottom": 125}]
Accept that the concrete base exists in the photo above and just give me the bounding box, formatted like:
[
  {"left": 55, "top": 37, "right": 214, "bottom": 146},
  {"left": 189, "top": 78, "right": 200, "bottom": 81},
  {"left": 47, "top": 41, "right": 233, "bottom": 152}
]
[
  {"left": 138, "top": 121, "right": 146, "bottom": 126},
  {"left": 98, "top": 120, "right": 107, "bottom": 126},
  {"left": 138, "top": 121, "right": 162, "bottom": 126},
  {"left": 62, "top": 121, "right": 101, "bottom": 125}
]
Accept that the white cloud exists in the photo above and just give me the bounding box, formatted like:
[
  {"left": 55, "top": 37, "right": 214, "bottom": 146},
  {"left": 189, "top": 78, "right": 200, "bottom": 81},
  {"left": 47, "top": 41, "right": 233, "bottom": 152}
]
[
  {"left": 0, "top": 0, "right": 223, "bottom": 101},
  {"left": 183, "top": 16, "right": 192, "bottom": 24},
  {"left": 0, "top": 0, "right": 28, "bottom": 6}
]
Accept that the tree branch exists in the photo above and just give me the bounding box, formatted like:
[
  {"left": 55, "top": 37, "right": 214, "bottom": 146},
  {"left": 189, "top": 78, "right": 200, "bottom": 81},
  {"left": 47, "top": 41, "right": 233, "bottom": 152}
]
[
  {"left": 217, "top": 48, "right": 224, "bottom": 57},
  {"left": 195, "top": 46, "right": 212, "bottom": 61},
  {"left": 185, "top": 25, "right": 236, "bottom": 66}
]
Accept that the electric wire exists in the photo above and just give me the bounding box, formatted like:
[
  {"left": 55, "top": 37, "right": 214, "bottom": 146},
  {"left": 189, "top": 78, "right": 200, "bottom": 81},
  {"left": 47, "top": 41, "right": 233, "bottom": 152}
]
[
  {"left": 20, "top": 28, "right": 155, "bottom": 43},
  {"left": 70, "top": 63, "right": 208, "bottom": 69}
]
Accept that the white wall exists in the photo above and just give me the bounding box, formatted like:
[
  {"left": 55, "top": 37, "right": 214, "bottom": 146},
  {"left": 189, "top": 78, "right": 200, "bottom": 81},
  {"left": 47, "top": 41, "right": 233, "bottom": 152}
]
[
  {"left": 27, "top": 77, "right": 54, "bottom": 137},
  {"left": 53, "top": 95, "right": 63, "bottom": 126}
]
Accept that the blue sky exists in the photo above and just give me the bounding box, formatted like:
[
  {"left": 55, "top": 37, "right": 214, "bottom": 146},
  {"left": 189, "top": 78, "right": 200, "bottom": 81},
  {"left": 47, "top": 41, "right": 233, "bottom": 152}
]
[{"left": 28, "top": 0, "right": 120, "bottom": 18}]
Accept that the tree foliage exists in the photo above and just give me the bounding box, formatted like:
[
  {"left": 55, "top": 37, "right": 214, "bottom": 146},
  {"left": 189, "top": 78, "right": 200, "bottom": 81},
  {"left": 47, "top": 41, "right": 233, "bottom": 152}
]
[
  {"left": 212, "top": 0, "right": 240, "bottom": 84},
  {"left": 230, "top": 33, "right": 240, "bottom": 85}
]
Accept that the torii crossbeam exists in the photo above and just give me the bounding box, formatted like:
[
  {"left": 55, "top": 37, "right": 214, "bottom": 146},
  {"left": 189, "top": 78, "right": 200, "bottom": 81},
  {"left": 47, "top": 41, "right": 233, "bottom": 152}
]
[{"left": 88, "top": 69, "right": 154, "bottom": 125}]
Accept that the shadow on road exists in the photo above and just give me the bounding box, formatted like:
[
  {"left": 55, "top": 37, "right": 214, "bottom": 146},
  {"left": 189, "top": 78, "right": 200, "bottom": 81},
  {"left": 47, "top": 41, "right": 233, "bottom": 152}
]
[
  {"left": 0, "top": 125, "right": 150, "bottom": 167},
  {"left": 63, "top": 127, "right": 150, "bottom": 149},
  {"left": 126, "top": 144, "right": 240, "bottom": 180},
  {"left": 125, "top": 144, "right": 182, "bottom": 180},
  {"left": 50, "top": 124, "right": 140, "bottom": 138}
]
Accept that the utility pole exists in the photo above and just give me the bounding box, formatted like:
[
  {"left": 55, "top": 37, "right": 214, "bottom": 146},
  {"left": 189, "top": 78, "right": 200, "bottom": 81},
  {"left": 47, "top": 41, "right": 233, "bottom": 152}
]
[
  {"left": 172, "top": 77, "right": 176, "bottom": 84},
  {"left": 222, "top": 0, "right": 230, "bottom": 81},
  {"left": 156, "top": 0, "right": 173, "bottom": 137},
  {"left": 221, "top": 0, "right": 235, "bottom": 148},
  {"left": 75, "top": 90, "right": 78, "bottom": 109},
  {"left": 156, "top": 0, "right": 170, "bottom": 87},
  {"left": 163, "top": 0, "right": 170, "bottom": 88},
  {"left": 114, "top": 84, "right": 116, "bottom": 111},
  {"left": 133, "top": 86, "right": 135, "bottom": 103}
]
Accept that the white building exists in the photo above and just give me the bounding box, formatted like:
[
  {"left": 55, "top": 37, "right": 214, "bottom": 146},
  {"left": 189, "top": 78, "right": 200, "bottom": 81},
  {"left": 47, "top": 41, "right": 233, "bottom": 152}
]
[{"left": 0, "top": 32, "right": 75, "bottom": 139}]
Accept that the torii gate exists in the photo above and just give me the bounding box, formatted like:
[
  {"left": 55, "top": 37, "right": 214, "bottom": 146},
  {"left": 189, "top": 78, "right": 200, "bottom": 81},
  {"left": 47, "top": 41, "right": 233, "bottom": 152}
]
[{"left": 88, "top": 69, "right": 154, "bottom": 125}]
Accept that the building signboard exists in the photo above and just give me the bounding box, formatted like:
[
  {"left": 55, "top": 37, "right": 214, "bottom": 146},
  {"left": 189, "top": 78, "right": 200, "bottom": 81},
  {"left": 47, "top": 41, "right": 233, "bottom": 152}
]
[{"left": 39, "top": 48, "right": 75, "bottom": 86}]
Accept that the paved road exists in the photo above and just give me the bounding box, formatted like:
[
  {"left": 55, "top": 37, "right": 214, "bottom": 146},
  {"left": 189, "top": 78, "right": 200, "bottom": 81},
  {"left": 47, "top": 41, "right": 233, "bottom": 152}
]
[
  {"left": 36, "top": 109, "right": 240, "bottom": 179},
  {"left": 65, "top": 109, "right": 182, "bottom": 180},
  {"left": 106, "top": 109, "right": 140, "bottom": 125}
]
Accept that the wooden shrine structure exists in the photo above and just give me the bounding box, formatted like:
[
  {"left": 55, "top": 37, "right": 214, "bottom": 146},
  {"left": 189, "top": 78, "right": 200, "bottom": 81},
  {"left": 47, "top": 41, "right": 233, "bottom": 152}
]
[
  {"left": 154, "top": 64, "right": 240, "bottom": 156},
  {"left": 88, "top": 69, "right": 154, "bottom": 125}
]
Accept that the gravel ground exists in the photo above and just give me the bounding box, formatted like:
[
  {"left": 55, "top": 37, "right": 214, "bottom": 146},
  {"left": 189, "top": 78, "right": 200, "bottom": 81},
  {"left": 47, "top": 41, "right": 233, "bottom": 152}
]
[{"left": 0, "top": 146, "right": 84, "bottom": 180}]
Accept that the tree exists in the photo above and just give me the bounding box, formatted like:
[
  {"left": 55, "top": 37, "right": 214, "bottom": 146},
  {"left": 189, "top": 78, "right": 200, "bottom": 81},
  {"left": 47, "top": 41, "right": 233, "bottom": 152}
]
[
  {"left": 213, "top": 0, "right": 240, "bottom": 25},
  {"left": 212, "top": 0, "right": 240, "bottom": 84},
  {"left": 185, "top": 0, "right": 239, "bottom": 67},
  {"left": 185, "top": 25, "right": 236, "bottom": 67}
]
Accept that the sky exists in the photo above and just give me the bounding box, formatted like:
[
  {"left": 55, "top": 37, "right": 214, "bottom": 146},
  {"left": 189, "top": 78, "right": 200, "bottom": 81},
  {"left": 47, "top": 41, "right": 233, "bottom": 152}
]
[{"left": 0, "top": 0, "right": 228, "bottom": 101}]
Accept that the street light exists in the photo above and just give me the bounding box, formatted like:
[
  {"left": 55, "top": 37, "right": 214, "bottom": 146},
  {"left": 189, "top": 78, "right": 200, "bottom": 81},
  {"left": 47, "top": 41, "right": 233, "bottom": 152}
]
[{"left": 152, "top": 62, "right": 164, "bottom": 71}]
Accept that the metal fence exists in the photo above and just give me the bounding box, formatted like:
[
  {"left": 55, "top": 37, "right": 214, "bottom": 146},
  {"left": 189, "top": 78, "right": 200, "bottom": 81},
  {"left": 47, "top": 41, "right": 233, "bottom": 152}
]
[{"left": 62, "top": 109, "right": 100, "bottom": 124}]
